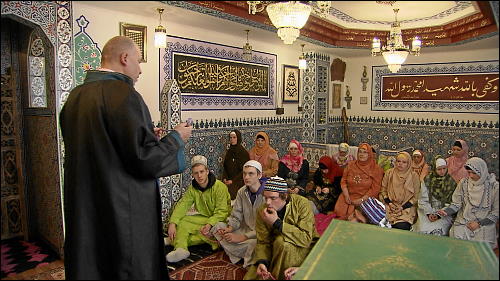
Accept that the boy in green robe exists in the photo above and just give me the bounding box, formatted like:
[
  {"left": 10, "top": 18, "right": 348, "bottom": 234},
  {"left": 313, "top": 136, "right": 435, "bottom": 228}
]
[
  {"left": 244, "top": 177, "right": 319, "bottom": 280},
  {"left": 166, "top": 155, "right": 231, "bottom": 262}
]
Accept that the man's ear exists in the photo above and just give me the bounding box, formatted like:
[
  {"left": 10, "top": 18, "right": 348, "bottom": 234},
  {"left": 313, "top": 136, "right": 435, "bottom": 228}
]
[{"left": 119, "top": 52, "right": 128, "bottom": 65}]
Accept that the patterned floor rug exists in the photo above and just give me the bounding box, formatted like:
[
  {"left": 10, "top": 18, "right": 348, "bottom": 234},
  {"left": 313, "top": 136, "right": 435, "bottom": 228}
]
[
  {"left": 165, "top": 243, "right": 217, "bottom": 272},
  {"left": 169, "top": 251, "right": 247, "bottom": 280},
  {"left": 1, "top": 237, "right": 59, "bottom": 278}
]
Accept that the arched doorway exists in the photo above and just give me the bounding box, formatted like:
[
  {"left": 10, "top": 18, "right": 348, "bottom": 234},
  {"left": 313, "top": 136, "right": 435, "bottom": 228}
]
[{"left": 1, "top": 16, "right": 64, "bottom": 257}]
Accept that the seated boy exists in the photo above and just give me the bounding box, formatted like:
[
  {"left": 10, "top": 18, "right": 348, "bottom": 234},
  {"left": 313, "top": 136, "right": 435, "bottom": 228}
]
[{"left": 166, "top": 155, "right": 231, "bottom": 262}]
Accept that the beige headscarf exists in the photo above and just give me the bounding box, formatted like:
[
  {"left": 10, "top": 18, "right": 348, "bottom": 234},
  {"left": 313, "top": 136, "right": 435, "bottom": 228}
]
[{"left": 388, "top": 152, "right": 418, "bottom": 204}]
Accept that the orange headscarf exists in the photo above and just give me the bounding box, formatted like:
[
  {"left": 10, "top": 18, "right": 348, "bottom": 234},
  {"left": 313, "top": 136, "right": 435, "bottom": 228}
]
[
  {"left": 354, "top": 143, "right": 382, "bottom": 182},
  {"left": 249, "top": 131, "right": 278, "bottom": 168}
]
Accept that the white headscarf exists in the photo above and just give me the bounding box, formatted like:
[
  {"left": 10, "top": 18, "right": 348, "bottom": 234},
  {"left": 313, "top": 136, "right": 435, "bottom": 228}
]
[{"left": 464, "top": 157, "right": 495, "bottom": 206}]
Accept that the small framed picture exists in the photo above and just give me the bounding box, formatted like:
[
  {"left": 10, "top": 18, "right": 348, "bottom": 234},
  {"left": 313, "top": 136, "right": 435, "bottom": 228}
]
[
  {"left": 120, "top": 22, "right": 147, "bottom": 62},
  {"left": 360, "top": 96, "right": 368, "bottom": 104},
  {"left": 282, "top": 65, "right": 300, "bottom": 103},
  {"left": 331, "top": 83, "right": 341, "bottom": 108}
]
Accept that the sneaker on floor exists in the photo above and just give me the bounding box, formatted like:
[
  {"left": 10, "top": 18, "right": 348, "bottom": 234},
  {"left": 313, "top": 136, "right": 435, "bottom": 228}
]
[
  {"left": 164, "top": 237, "right": 172, "bottom": 246},
  {"left": 166, "top": 248, "right": 190, "bottom": 263}
]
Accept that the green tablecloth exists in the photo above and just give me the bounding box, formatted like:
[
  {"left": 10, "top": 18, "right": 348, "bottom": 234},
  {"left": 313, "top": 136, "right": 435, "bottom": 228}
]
[{"left": 293, "top": 220, "right": 498, "bottom": 280}]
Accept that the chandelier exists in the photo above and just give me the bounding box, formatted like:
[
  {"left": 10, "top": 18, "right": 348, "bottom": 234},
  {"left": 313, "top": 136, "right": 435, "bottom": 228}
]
[
  {"left": 371, "top": 9, "right": 422, "bottom": 73},
  {"left": 242, "top": 29, "right": 253, "bottom": 61},
  {"left": 247, "top": 1, "right": 331, "bottom": 45}
]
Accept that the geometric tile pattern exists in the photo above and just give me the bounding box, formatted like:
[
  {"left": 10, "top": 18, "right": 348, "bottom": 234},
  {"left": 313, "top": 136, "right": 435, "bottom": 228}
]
[
  {"left": 159, "top": 80, "right": 183, "bottom": 228},
  {"left": 327, "top": 115, "right": 499, "bottom": 177},
  {"left": 301, "top": 52, "right": 317, "bottom": 143},
  {"left": 28, "top": 38, "right": 47, "bottom": 107},
  {"left": 1, "top": 0, "right": 74, "bottom": 257},
  {"left": 73, "top": 15, "right": 101, "bottom": 87}
]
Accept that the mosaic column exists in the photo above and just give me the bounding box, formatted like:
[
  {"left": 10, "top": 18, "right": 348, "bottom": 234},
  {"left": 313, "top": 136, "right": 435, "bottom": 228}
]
[
  {"left": 159, "top": 80, "right": 182, "bottom": 230},
  {"left": 301, "top": 52, "right": 316, "bottom": 143}
]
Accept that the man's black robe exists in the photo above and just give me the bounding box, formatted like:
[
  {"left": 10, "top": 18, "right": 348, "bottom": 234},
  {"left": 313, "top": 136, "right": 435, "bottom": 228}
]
[{"left": 60, "top": 71, "right": 185, "bottom": 279}]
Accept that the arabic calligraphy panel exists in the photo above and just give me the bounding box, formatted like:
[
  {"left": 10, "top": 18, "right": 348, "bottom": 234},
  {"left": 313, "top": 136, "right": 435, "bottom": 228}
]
[
  {"left": 372, "top": 61, "right": 499, "bottom": 114},
  {"left": 160, "top": 35, "right": 277, "bottom": 111},
  {"left": 382, "top": 73, "right": 498, "bottom": 102},
  {"left": 174, "top": 54, "right": 269, "bottom": 97}
]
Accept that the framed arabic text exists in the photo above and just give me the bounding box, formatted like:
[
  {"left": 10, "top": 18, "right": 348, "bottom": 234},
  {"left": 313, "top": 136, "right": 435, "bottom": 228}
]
[
  {"left": 282, "top": 65, "right": 299, "bottom": 103},
  {"left": 372, "top": 61, "right": 498, "bottom": 114},
  {"left": 160, "top": 35, "right": 277, "bottom": 111}
]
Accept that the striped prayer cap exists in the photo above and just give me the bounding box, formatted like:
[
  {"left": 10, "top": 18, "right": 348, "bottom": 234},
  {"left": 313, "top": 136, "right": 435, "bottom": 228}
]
[{"left": 264, "top": 177, "right": 288, "bottom": 193}]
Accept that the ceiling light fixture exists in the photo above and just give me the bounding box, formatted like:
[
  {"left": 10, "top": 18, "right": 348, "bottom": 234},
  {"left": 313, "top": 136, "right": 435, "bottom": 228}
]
[
  {"left": 242, "top": 29, "right": 253, "bottom": 61},
  {"left": 298, "top": 44, "right": 307, "bottom": 70},
  {"left": 247, "top": 1, "right": 331, "bottom": 45},
  {"left": 371, "top": 9, "right": 422, "bottom": 73},
  {"left": 154, "top": 8, "right": 167, "bottom": 48}
]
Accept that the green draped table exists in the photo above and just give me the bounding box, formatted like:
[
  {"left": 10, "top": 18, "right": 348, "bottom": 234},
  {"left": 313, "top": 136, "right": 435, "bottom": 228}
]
[{"left": 293, "top": 220, "right": 498, "bottom": 280}]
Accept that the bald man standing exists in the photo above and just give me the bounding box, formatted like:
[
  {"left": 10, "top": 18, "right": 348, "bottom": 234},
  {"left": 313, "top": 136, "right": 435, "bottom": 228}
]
[{"left": 60, "top": 36, "right": 192, "bottom": 279}]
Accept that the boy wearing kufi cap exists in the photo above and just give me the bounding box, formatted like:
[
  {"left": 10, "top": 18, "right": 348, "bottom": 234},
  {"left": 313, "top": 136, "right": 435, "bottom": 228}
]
[
  {"left": 212, "top": 160, "right": 265, "bottom": 267},
  {"left": 244, "top": 177, "right": 319, "bottom": 280}
]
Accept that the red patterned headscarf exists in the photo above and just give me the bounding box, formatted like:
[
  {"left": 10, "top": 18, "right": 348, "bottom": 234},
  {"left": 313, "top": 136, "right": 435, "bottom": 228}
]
[{"left": 280, "top": 139, "right": 304, "bottom": 173}]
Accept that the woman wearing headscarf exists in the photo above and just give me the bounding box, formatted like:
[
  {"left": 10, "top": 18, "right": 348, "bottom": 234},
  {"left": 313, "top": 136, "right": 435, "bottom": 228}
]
[
  {"left": 222, "top": 130, "right": 250, "bottom": 200},
  {"left": 333, "top": 142, "right": 356, "bottom": 170},
  {"left": 278, "top": 139, "right": 309, "bottom": 196},
  {"left": 412, "top": 155, "right": 457, "bottom": 236},
  {"left": 380, "top": 152, "right": 421, "bottom": 230},
  {"left": 446, "top": 139, "right": 469, "bottom": 183},
  {"left": 437, "top": 157, "right": 499, "bottom": 249},
  {"left": 249, "top": 131, "right": 279, "bottom": 178},
  {"left": 411, "top": 149, "right": 430, "bottom": 181},
  {"left": 333, "top": 143, "right": 384, "bottom": 222},
  {"left": 307, "top": 155, "right": 343, "bottom": 214}
]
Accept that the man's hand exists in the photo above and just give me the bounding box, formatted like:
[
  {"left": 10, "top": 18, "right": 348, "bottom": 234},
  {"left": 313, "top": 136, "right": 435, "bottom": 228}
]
[
  {"left": 216, "top": 226, "right": 233, "bottom": 236},
  {"left": 153, "top": 127, "right": 165, "bottom": 140},
  {"left": 168, "top": 223, "right": 177, "bottom": 241},
  {"left": 223, "top": 233, "right": 248, "bottom": 243},
  {"left": 284, "top": 267, "right": 299, "bottom": 280},
  {"left": 436, "top": 209, "right": 448, "bottom": 217},
  {"left": 261, "top": 207, "right": 278, "bottom": 226},
  {"left": 321, "top": 187, "right": 330, "bottom": 194},
  {"left": 315, "top": 186, "right": 322, "bottom": 194},
  {"left": 256, "top": 263, "right": 271, "bottom": 280},
  {"left": 428, "top": 213, "right": 440, "bottom": 222},
  {"left": 466, "top": 221, "right": 480, "bottom": 231},
  {"left": 200, "top": 224, "right": 212, "bottom": 237},
  {"left": 173, "top": 122, "right": 193, "bottom": 142}
]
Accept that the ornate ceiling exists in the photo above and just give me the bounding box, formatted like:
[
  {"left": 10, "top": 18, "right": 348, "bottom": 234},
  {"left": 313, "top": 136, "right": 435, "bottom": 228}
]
[{"left": 178, "top": 1, "right": 498, "bottom": 49}]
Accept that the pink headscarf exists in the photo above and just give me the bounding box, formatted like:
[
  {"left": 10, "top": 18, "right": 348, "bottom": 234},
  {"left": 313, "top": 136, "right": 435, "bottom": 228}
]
[
  {"left": 280, "top": 139, "right": 304, "bottom": 173},
  {"left": 446, "top": 139, "right": 469, "bottom": 183}
]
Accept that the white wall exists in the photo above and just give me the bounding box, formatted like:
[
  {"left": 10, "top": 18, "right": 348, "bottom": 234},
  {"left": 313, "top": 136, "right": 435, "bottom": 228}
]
[
  {"left": 73, "top": 1, "right": 499, "bottom": 125},
  {"left": 73, "top": 1, "right": 309, "bottom": 124}
]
